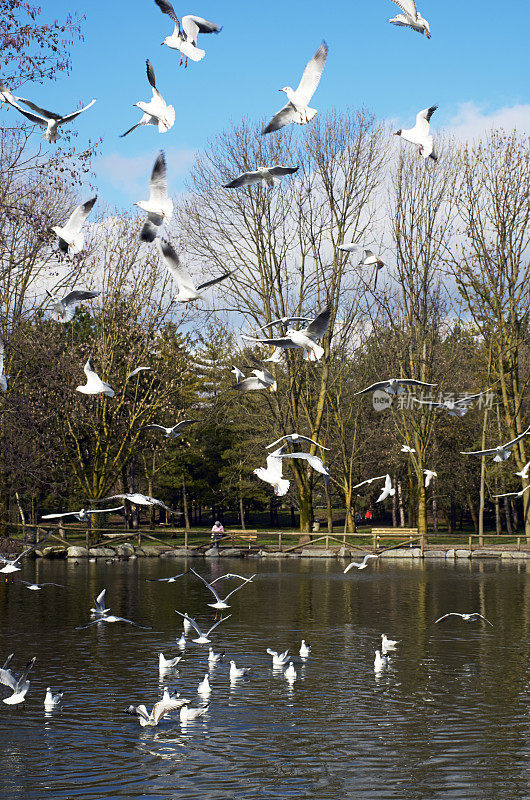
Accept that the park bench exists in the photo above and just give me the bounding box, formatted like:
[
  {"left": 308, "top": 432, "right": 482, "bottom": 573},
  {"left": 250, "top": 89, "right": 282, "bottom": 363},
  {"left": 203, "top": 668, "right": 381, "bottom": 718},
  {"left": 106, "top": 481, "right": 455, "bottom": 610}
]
[{"left": 371, "top": 527, "right": 420, "bottom": 552}]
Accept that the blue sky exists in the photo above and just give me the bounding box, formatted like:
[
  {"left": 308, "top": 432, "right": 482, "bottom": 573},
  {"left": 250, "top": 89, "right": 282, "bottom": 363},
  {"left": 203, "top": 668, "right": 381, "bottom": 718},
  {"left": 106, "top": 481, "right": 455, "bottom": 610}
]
[{"left": 26, "top": 0, "right": 530, "bottom": 209}]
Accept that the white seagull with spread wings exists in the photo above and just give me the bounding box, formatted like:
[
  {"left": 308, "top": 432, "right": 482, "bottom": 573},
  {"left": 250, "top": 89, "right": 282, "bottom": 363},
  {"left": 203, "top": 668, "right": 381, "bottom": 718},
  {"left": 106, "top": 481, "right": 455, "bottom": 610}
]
[
  {"left": 254, "top": 447, "right": 290, "bottom": 496},
  {"left": 41, "top": 506, "right": 123, "bottom": 523},
  {"left": 224, "top": 165, "right": 299, "bottom": 189},
  {"left": 51, "top": 197, "right": 97, "bottom": 256},
  {"left": 243, "top": 305, "right": 331, "bottom": 362},
  {"left": 174, "top": 611, "right": 231, "bottom": 643},
  {"left": 435, "top": 613, "right": 493, "bottom": 626},
  {"left": 394, "top": 106, "right": 438, "bottom": 161},
  {"left": 121, "top": 61, "right": 175, "bottom": 138},
  {"left": 189, "top": 568, "right": 255, "bottom": 610},
  {"left": 262, "top": 42, "right": 328, "bottom": 135},
  {"left": 1, "top": 656, "right": 36, "bottom": 705},
  {"left": 139, "top": 419, "right": 198, "bottom": 438},
  {"left": 344, "top": 554, "right": 378, "bottom": 573},
  {"left": 157, "top": 239, "right": 234, "bottom": 303},
  {"left": 388, "top": 0, "right": 430, "bottom": 38},
  {"left": 92, "top": 493, "right": 178, "bottom": 514},
  {"left": 135, "top": 151, "right": 174, "bottom": 243},
  {"left": 46, "top": 288, "right": 100, "bottom": 323},
  {"left": 356, "top": 378, "right": 437, "bottom": 396},
  {"left": 266, "top": 433, "right": 329, "bottom": 451},
  {"left": 0, "top": 535, "right": 50, "bottom": 574},
  {"left": 134, "top": 694, "right": 190, "bottom": 726},
  {"left": 155, "top": 0, "right": 222, "bottom": 66},
  {"left": 76, "top": 359, "right": 115, "bottom": 398},
  {"left": 461, "top": 425, "right": 530, "bottom": 462},
  {"left": 413, "top": 389, "right": 492, "bottom": 418},
  {"left": 2, "top": 93, "right": 95, "bottom": 142}
]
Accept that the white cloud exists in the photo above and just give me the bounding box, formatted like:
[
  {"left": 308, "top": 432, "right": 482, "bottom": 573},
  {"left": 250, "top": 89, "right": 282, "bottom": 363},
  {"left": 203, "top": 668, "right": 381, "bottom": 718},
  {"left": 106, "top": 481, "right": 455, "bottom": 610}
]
[
  {"left": 95, "top": 147, "right": 196, "bottom": 201},
  {"left": 445, "top": 101, "right": 530, "bottom": 142}
]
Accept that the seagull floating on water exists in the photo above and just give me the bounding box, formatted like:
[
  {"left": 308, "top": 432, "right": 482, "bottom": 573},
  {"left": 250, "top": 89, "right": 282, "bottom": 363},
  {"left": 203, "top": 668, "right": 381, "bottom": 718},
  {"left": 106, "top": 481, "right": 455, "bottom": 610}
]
[
  {"left": 224, "top": 165, "right": 299, "bottom": 189},
  {"left": 197, "top": 674, "right": 211, "bottom": 696},
  {"left": 381, "top": 634, "right": 399, "bottom": 654},
  {"left": 262, "top": 42, "right": 328, "bottom": 135},
  {"left": 208, "top": 648, "right": 225, "bottom": 664},
  {"left": 434, "top": 613, "right": 493, "bottom": 626},
  {"left": 344, "top": 554, "right": 378, "bottom": 573},
  {"left": 284, "top": 662, "right": 297, "bottom": 681},
  {"left": 299, "top": 640, "right": 311, "bottom": 658},
  {"left": 155, "top": 0, "right": 222, "bottom": 66},
  {"left": 461, "top": 425, "right": 530, "bottom": 462},
  {"left": 135, "top": 693, "right": 190, "bottom": 726},
  {"left": 177, "top": 633, "right": 187, "bottom": 649},
  {"left": 46, "top": 288, "right": 100, "bottom": 323},
  {"left": 266, "top": 648, "right": 290, "bottom": 668},
  {"left": 44, "top": 687, "right": 63, "bottom": 711},
  {"left": 159, "top": 653, "right": 182, "bottom": 673},
  {"left": 229, "top": 660, "right": 250, "bottom": 680},
  {"left": 388, "top": 0, "right": 431, "bottom": 38},
  {"left": 394, "top": 106, "right": 438, "bottom": 161},
  {"left": 180, "top": 703, "right": 209, "bottom": 722},
  {"left": 175, "top": 611, "right": 231, "bottom": 643},
  {"left": 51, "top": 196, "right": 97, "bottom": 256},
  {"left": 76, "top": 359, "right": 115, "bottom": 398},
  {"left": 135, "top": 151, "right": 174, "bottom": 243},
  {"left": 121, "top": 61, "right": 175, "bottom": 139},
  {"left": 374, "top": 650, "right": 387, "bottom": 673}
]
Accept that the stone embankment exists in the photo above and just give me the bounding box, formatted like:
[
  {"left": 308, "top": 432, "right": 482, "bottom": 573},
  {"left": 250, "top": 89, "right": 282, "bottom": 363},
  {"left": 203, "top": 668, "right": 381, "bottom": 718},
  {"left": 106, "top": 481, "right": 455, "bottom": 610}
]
[{"left": 28, "top": 544, "right": 530, "bottom": 561}]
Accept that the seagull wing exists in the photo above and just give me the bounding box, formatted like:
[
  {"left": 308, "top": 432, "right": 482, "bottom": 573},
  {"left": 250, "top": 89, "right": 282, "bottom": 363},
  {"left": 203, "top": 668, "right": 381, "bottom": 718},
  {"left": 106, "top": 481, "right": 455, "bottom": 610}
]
[
  {"left": 182, "top": 15, "right": 222, "bottom": 43},
  {"left": 455, "top": 389, "right": 492, "bottom": 406},
  {"left": 434, "top": 613, "right": 461, "bottom": 623},
  {"left": 140, "top": 424, "right": 170, "bottom": 433},
  {"left": 12, "top": 534, "right": 51, "bottom": 564},
  {"left": 474, "top": 614, "right": 493, "bottom": 626},
  {"left": 460, "top": 447, "right": 497, "bottom": 456},
  {"left": 151, "top": 696, "right": 187, "bottom": 724},
  {"left": 223, "top": 576, "right": 255, "bottom": 601},
  {"left": 279, "top": 452, "right": 329, "bottom": 475},
  {"left": 189, "top": 568, "right": 222, "bottom": 603},
  {"left": 224, "top": 171, "right": 264, "bottom": 189},
  {"left": 16, "top": 657, "right": 36, "bottom": 691},
  {"left": 196, "top": 271, "right": 235, "bottom": 292},
  {"left": 235, "top": 377, "right": 269, "bottom": 391},
  {"left": 390, "top": 0, "right": 418, "bottom": 20},
  {"left": 305, "top": 304, "right": 331, "bottom": 339},
  {"left": 205, "top": 615, "right": 232, "bottom": 636},
  {"left": 157, "top": 239, "right": 197, "bottom": 296},
  {"left": 146, "top": 59, "right": 157, "bottom": 90},
  {"left": 173, "top": 419, "right": 199, "bottom": 431},
  {"left": 242, "top": 335, "right": 295, "bottom": 348},
  {"left": 155, "top": 0, "right": 180, "bottom": 26},
  {"left": 362, "top": 554, "right": 378, "bottom": 566},
  {"left": 87, "top": 506, "right": 124, "bottom": 515},
  {"left": 268, "top": 165, "right": 299, "bottom": 177},
  {"left": 41, "top": 511, "right": 80, "bottom": 520},
  {"left": 120, "top": 121, "right": 144, "bottom": 138},
  {"left": 58, "top": 99, "right": 96, "bottom": 125},
  {"left": 112, "top": 617, "right": 152, "bottom": 629},
  {"left": 354, "top": 382, "right": 387, "bottom": 395},
  {"left": 63, "top": 197, "right": 97, "bottom": 236},
  {"left": 149, "top": 151, "right": 169, "bottom": 204},
  {"left": 175, "top": 611, "right": 203, "bottom": 638},
  {"left": 62, "top": 290, "right": 100, "bottom": 307},
  {"left": 5, "top": 100, "right": 46, "bottom": 126},
  {"left": 398, "top": 379, "right": 437, "bottom": 388},
  {"left": 15, "top": 96, "right": 61, "bottom": 119},
  {"left": 502, "top": 424, "right": 530, "bottom": 450},
  {"left": 262, "top": 103, "right": 300, "bottom": 135},
  {"left": 294, "top": 41, "right": 328, "bottom": 107},
  {"left": 127, "top": 366, "right": 152, "bottom": 379}
]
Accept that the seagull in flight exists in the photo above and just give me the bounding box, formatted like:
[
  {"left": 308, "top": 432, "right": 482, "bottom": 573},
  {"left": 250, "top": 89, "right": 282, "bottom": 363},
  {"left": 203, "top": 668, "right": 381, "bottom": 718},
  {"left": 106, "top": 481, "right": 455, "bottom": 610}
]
[
  {"left": 135, "top": 151, "right": 174, "bottom": 243},
  {"left": 266, "top": 433, "right": 329, "bottom": 451},
  {"left": 254, "top": 447, "right": 290, "bottom": 497},
  {"left": 41, "top": 507, "right": 124, "bottom": 523},
  {"left": 76, "top": 615, "right": 151, "bottom": 630},
  {"left": 174, "top": 611, "right": 231, "bottom": 643},
  {"left": 277, "top": 451, "right": 330, "bottom": 482},
  {"left": 91, "top": 589, "right": 110, "bottom": 615},
  {"left": 424, "top": 469, "right": 437, "bottom": 488},
  {"left": 189, "top": 568, "right": 255, "bottom": 610},
  {"left": 493, "top": 485, "right": 530, "bottom": 500},
  {"left": 16, "top": 580, "right": 64, "bottom": 591},
  {"left": 234, "top": 367, "right": 277, "bottom": 393},
  {"left": 146, "top": 569, "right": 190, "bottom": 583},
  {"left": 401, "top": 445, "right": 416, "bottom": 454},
  {"left": 126, "top": 366, "right": 152, "bottom": 380},
  {"left": 376, "top": 474, "right": 395, "bottom": 503},
  {"left": 515, "top": 461, "right": 530, "bottom": 480},
  {"left": 76, "top": 359, "right": 115, "bottom": 398},
  {"left": 343, "top": 554, "right": 378, "bottom": 573},
  {"left": 435, "top": 613, "right": 493, "bottom": 626},
  {"left": 0, "top": 535, "right": 50, "bottom": 574},
  {"left": 122, "top": 61, "right": 175, "bottom": 138},
  {"left": 46, "top": 289, "right": 100, "bottom": 323},
  {"left": 339, "top": 246, "right": 385, "bottom": 288},
  {"left": 155, "top": 0, "right": 222, "bottom": 66},
  {"left": 51, "top": 196, "right": 97, "bottom": 256},
  {"left": 139, "top": 419, "right": 198, "bottom": 438},
  {"left": 2, "top": 93, "right": 95, "bottom": 142},
  {"left": 1, "top": 656, "right": 36, "bottom": 705},
  {"left": 394, "top": 106, "right": 438, "bottom": 161},
  {"left": 92, "top": 493, "right": 178, "bottom": 514},
  {"left": 262, "top": 42, "right": 328, "bottom": 134},
  {"left": 388, "top": 0, "right": 431, "bottom": 38},
  {"left": 461, "top": 425, "right": 530, "bottom": 462},
  {"left": 157, "top": 238, "right": 234, "bottom": 303},
  {"left": 352, "top": 474, "right": 388, "bottom": 490},
  {"left": 224, "top": 165, "right": 299, "bottom": 189},
  {"left": 413, "top": 389, "right": 492, "bottom": 418},
  {"left": 243, "top": 305, "right": 332, "bottom": 362},
  {"left": 356, "top": 378, "right": 437, "bottom": 396}
]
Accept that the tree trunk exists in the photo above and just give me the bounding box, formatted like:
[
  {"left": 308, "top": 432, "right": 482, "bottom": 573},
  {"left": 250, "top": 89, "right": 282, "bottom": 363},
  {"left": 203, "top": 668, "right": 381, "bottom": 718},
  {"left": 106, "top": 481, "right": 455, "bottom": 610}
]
[
  {"left": 432, "top": 497, "right": 438, "bottom": 532},
  {"left": 325, "top": 487, "right": 333, "bottom": 534},
  {"left": 495, "top": 497, "right": 502, "bottom": 534},
  {"left": 299, "top": 483, "right": 313, "bottom": 535},
  {"left": 238, "top": 477, "right": 246, "bottom": 530},
  {"left": 397, "top": 480, "right": 405, "bottom": 527},
  {"left": 418, "top": 482, "right": 427, "bottom": 547},
  {"left": 182, "top": 473, "right": 190, "bottom": 531},
  {"left": 478, "top": 407, "right": 489, "bottom": 545},
  {"left": 391, "top": 479, "right": 397, "bottom": 527},
  {"left": 466, "top": 491, "right": 478, "bottom": 534},
  {"left": 504, "top": 497, "right": 513, "bottom": 535}
]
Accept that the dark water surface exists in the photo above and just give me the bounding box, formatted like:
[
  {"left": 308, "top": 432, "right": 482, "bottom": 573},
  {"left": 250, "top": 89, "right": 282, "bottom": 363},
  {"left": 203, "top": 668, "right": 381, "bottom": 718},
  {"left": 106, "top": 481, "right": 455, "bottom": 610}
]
[{"left": 1, "top": 556, "right": 530, "bottom": 799}]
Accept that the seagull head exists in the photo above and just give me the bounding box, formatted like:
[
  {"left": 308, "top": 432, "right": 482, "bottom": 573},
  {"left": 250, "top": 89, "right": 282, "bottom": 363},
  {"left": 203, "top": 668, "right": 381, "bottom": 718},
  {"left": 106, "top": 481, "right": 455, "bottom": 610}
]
[{"left": 393, "top": 130, "right": 402, "bottom": 136}]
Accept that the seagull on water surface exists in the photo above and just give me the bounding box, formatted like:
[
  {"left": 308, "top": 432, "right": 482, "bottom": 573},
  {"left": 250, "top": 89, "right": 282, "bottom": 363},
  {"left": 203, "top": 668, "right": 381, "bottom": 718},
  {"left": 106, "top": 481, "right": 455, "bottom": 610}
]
[
  {"left": 155, "top": 0, "right": 222, "bottom": 66},
  {"left": 344, "top": 554, "right": 378, "bottom": 573},
  {"left": 381, "top": 634, "right": 399, "bottom": 654},
  {"left": 299, "top": 640, "right": 311, "bottom": 658},
  {"left": 208, "top": 647, "right": 225, "bottom": 663},
  {"left": 262, "top": 42, "right": 328, "bottom": 135},
  {"left": 44, "top": 687, "right": 63, "bottom": 711},
  {"left": 374, "top": 650, "right": 387, "bottom": 673},
  {"left": 121, "top": 61, "right": 175, "bottom": 139},
  {"left": 159, "top": 653, "right": 182, "bottom": 674},
  {"left": 434, "top": 613, "right": 493, "bottom": 626},
  {"left": 394, "top": 106, "right": 438, "bottom": 161},
  {"left": 224, "top": 165, "right": 299, "bottom": 189},
  {"left": 135, "top": 694, "right": 190, "bottom": 726},
  {"left": 174, "top": 611, "right": 231, "bottom": 643},
  {"left": 229, "top": 661, "right": 250, "bottom": 680},
  {"left": 135, "top": 151, "right": 174, "bottom": 243},
  {"left": 51, "top": 196, "right": 97, "bottom": 257},
  {"left": 46, "top": 289, "right": 100, "bottom": 323},
  {"left": 266, "top": 649, "right": 290, "bottom": 668},
  {"left": 284, "top": 662, "right": 297, "bottom": 682},
  {"left": 461, "top": 425, "right": 530, "bottom": 462},
  {"left": 180, "top": 703, "right": 209, "bottom": 722},
  {"left": 197, "top": 674, "right": 211, "bottom": 696}
]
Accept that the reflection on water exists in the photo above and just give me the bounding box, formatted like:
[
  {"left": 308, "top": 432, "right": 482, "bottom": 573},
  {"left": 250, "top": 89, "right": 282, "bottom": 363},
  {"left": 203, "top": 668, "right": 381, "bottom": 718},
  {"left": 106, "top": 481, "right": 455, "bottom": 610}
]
[{"left": 0, "top": 557, "right": 530, "bottom": 799}]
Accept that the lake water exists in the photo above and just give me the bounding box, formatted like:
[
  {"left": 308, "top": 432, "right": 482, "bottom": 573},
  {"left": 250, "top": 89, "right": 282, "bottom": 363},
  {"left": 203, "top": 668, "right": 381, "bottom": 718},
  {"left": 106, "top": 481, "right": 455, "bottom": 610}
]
[{"left": 1, "top": 556, "right": 529, "bottom": 799}]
